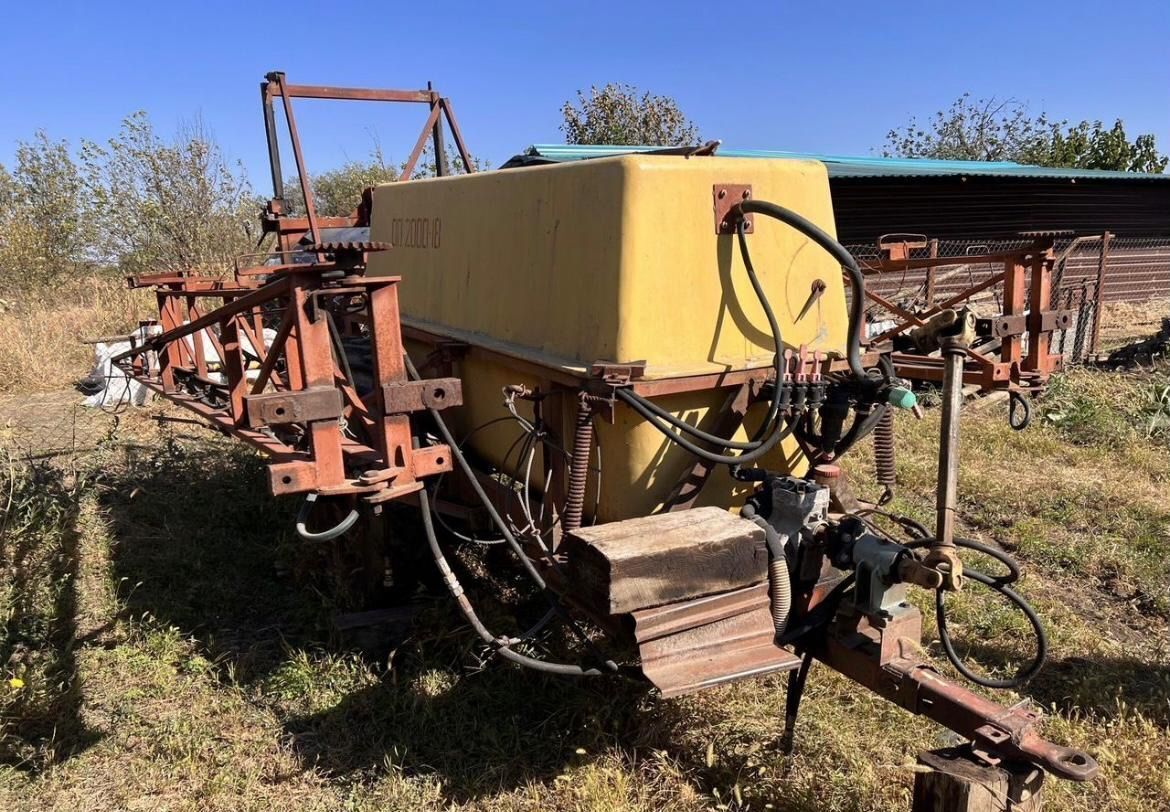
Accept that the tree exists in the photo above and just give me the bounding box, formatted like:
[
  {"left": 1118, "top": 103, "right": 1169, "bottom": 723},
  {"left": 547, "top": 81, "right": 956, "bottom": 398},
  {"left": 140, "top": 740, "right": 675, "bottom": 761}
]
[
  {"left": 884, "top": 94, "right": 1168, "bottom": 173},
  {"left": 561, "top": 83, "right": 701, "bottom": 146},
  {"left": 283, "top": 142, "right": 486, "bottom": 215},
  {"left": 399, "top": 141, "right": 488, "bottom": 180},
  {"left": 81, "top": 112, "right": 257, "bottom": 276},
  {"left": 282, "top": 146, "right": 399, "bottom": 217},
  {"left": 0, "top": 132, "right": 92, "bottom": 290}
]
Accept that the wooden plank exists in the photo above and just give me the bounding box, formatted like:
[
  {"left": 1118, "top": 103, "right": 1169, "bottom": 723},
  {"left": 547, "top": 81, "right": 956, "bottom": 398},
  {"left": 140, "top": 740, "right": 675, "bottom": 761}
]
[{"left": 563, "top": 507, "right": 767, "bottom": 615}]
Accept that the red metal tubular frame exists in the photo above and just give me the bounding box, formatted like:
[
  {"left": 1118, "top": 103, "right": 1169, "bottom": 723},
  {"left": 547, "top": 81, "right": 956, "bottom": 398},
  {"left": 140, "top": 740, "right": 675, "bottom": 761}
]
[
  {"left": 111, "top": 72, "right": 1097, "bottom": 792},
  {"left": 117, "top": 266, "right": 458, "bottom": 500},
  {"left": 862, "top": 239, "right": 1069, "bottom": 392},
  {"left": 116, "top": 72, "right": 476, "bottom": 503}
]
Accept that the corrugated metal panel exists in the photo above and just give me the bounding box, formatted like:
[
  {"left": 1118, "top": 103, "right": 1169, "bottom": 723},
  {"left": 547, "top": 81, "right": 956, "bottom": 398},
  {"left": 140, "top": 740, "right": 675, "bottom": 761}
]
[
  {"left": 829, "top": 176, "right": 1170, "bottom": 240},
  {"left": 512, "top": 144, "right": 1170, "bottom": 182}
]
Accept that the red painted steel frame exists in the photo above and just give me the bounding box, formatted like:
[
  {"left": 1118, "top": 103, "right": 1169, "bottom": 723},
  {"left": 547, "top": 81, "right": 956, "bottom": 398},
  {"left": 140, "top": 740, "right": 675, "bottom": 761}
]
[
  {"left": 111, "top": 72, "right": 1097, "bottom": 790},
  {"left": 116, "top": 266, "right": 459, "bottom": 500},
  {"left": 114, "top": 71, "right": 477, "bottom": 503},
  {"left": 862, "top": 241, "right": 1069, "bottom": 393}
]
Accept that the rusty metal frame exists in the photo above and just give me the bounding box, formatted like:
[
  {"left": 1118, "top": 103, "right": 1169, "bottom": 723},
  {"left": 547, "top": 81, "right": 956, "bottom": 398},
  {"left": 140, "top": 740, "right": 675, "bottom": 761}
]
[
  {"left": 815, "top": 606, "right": 1096, "bottom": 782},
  {"left": 115, "top": 264, "right": 459, "bottom": 500},
  {"left": 113, "top": 71, "right": 476, "bottom": 504},
  {"left": 862, "top": 240, "right": 1068, "bottom": 392},
  {"left": 259, "top": 70, "right": 475, "bottom": 255},
  {"left": 107, "top": 71, "right": 1099, "bottom": 793}
]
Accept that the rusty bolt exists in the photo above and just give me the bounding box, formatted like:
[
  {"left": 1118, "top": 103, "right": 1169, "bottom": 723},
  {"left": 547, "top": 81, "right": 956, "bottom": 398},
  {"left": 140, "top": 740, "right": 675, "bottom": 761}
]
[
  {"left": 718, "top": 188, "right": 727, "bottom": 199},
  {"left": 742, "top": 189, "right": 750, "bottom": 199}
]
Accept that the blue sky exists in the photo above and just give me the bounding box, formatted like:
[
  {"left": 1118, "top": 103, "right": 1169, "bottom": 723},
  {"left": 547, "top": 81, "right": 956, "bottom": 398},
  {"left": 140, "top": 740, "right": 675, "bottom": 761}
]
[{"left": 2, "top": 0, "right": 1168, "bottom": 191}]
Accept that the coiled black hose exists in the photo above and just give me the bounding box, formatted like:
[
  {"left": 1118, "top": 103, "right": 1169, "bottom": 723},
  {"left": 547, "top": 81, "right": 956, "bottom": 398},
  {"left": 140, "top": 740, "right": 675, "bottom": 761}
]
[
  {"left": 904, "top": 536, "right": 1047, "bottom": 689},
  {"left": 1009, "top": 391, "right": 1032, "bottom": 431}
]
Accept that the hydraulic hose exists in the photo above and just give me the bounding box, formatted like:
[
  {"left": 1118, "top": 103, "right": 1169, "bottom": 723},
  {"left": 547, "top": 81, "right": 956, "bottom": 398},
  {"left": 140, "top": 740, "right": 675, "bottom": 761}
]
[
  {"left": 904, "top": 536, "right": 1046, "bottom": 689},
  {"left": 405, "top": 354, "right": 619, "bottom": 676},
  {"left": 616, "top": 386, "right": 795, "bottom": 466},
  {"left": 418, "top": 486, "right": 608, "bottom": 676},
  {"left": 732, "top": 199, "right": 868, "bottom": 382},
  {"left": 613, "top": 216, "right": 789, "bottom": 459},
  {"left": 295, "top": 492, "right": 360, "bottom": 542},
  {"left": 1009, "top": 391, "right": 1032, "bottom": 431},
  {"left": 624, "top": 198, "right": 878, "bottom": 466}
]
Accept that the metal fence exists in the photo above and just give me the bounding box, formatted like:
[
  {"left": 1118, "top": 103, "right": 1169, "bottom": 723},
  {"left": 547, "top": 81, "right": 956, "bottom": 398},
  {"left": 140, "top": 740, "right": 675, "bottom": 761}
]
[
  {"left": 848, "top": 234, "right": 1170, "bottom": 364},
  {"left": 0, "top": 392, "right": 127, "bottom": 462}
]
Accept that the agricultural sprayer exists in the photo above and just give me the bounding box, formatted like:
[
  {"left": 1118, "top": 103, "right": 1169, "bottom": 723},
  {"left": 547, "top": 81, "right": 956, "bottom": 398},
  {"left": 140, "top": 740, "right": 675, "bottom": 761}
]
[{"left": 111, "top": 72, "right": 1097, "bottom": 808}]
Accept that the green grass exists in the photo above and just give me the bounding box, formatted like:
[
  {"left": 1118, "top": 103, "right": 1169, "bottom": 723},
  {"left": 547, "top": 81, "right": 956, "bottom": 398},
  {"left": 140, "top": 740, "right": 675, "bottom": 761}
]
[{"left": 2, "top": 368, "right": 1170, "bottom": 811}]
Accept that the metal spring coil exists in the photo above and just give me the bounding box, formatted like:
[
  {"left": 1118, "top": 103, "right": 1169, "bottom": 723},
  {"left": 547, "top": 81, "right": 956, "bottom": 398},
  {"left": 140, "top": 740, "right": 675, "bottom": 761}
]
[
  {"left": 562, "top": 396, "right": 594, "bottom": 532},
  {"left": 874, "top": 407, "right": 896, "bottom": 504}
]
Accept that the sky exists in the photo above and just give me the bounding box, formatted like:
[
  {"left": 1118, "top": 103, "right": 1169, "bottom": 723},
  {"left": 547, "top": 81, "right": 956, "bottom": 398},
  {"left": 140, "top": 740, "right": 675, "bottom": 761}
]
[{"left": 2, "top": 0, "right": 1168, "bottom": 191}]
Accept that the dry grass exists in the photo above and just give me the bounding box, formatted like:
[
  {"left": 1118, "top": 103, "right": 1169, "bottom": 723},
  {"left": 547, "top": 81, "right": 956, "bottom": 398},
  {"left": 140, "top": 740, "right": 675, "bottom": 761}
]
[
  {"left": 0, "top": 276, "right": 153, "bottom": 396},
  {"left": 1097, "top": 297, "right": 1170, "bottom": 350},
  {"left": 2, "top": 330, "right": 1169, "bottom": 810}
]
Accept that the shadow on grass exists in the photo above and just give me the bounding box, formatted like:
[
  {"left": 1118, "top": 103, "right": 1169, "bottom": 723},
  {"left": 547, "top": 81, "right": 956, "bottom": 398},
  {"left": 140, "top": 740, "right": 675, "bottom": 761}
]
[
  {"left": 98, "top": 440, "right": 316, "bottom": 685},
  {"left": 95, "top": 439, "right": 931, "bottom": 808},
  {"left": 285, "top": 663, "right": 674, "bottom": 802},
  {"left": 0, "top": 457, "right": 100, "bottom": 771},
  {"left": 948, "top": 638, "right": 1170, "bottom": 727},
  {"left": 94, "top": 440, "right": 727, "bottom": 802}
]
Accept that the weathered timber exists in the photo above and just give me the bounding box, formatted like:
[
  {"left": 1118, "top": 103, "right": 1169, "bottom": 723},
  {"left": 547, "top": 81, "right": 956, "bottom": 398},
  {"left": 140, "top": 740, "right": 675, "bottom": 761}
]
[
  {"left": 563, "top": 507, "right": 767, "bottom": 615},
  {"left": 913, "top": 747, "right": 1045, "bottom": 812}
]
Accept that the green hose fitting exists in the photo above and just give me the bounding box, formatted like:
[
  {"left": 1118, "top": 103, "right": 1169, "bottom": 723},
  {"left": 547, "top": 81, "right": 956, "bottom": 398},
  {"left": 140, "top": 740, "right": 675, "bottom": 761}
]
[{"left": 886, "top": 385, "right": 917, "bottom": 410}]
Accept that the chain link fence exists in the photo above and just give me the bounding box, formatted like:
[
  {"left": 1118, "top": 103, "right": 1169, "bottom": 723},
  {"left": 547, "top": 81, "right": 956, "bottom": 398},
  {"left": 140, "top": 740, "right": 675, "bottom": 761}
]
[
  {"left": 848, "top": 234, "right": 1170, "bottom": 364},
  {"left": 0, "top": 391, "right": 132, "bottom": 462}
]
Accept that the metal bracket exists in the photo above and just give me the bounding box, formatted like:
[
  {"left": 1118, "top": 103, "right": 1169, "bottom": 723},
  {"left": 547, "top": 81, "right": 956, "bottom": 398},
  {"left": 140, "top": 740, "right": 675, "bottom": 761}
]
[
  {"left": 713, "top": 185, "right": 753, "bottom": 234},
  {"left": 1032, "top": 309, "right": 1076, "bottom": 332},
  {"left": 878, "top": 233, "right": 928, "bottom": 261},
  {"left": 382, "top": 377, "right": 463, "bottom": 413},
  {"left": 977, "top": 314, "right": 1027, "bottom": 338},
  {"left": 246, "top": 387, "right": 342, "bottom": 427},
  {"left": 590, "top": 360, "right": 647, "bottom": 386}
]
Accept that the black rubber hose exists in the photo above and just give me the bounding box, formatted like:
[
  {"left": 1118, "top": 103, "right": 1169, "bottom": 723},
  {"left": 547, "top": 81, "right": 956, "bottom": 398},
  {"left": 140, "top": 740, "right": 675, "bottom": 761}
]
[
  {"left": 405, "top": 354, "right": 552, "bottom": 592},
  {"left": 405, "top": 354, "right": 620, "bottom": 675},
  {"left": 833, "top": 402, "right": 889, "bottom": 458},
  {"left": 733, "top": 199, "right": 868, "bottom": 382},
  {"left": 418, "top": 486, "right": 607, "bottom": 676},
  {"left": 905, "top": 536, "right": 1045, "bottom": 689},
  {"left": 295, "top": 492, "right": 360, "bottom": 542},
  {"left": 1009, "top": 391, "right": 1032, "bottom": 431},
  {"left": 613, "top": 217, "right": 786, "bottom": 453},
  {"left": 616, "top": 386, "right": 795, "bottom": 465}
]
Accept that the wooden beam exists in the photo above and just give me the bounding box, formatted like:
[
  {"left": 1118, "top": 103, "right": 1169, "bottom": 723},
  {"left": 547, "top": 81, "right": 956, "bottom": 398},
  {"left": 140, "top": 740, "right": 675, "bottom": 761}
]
[
  {"left": 563, "top": 507, "right": 767, "bottom": 615},
  {"left": 912, "top": 747, "right": 1044, "bottom": 812}
]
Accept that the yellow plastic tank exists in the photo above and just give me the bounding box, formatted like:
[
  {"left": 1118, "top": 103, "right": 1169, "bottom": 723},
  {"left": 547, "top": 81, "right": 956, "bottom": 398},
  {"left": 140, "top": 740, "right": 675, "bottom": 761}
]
[{"left": 368, "top": 155, "right": 848, "bottom": 521}]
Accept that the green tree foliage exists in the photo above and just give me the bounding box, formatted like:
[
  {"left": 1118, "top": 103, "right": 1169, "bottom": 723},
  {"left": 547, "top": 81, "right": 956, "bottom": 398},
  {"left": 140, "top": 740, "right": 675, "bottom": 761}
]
[
  {"left": 561, "top": 83, "right": 701, "bottom": 146},
  {"left": 282, "top": 147, "right": 399, "bottom": 217},
  {"left": 283, "top": 142, "right": 486, "bottom": 214},
  {"left": 884, "top": 94, "right": 1168, "bottom": 172},
  {"left": 80, "top": 112, "right": 257, "bottom": 276},
  {"left": 399, "top": 141, "right": 487, "bottom": 180},
  {"left": 0, "top": 133, "right": 93, "bottom": 290}
]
